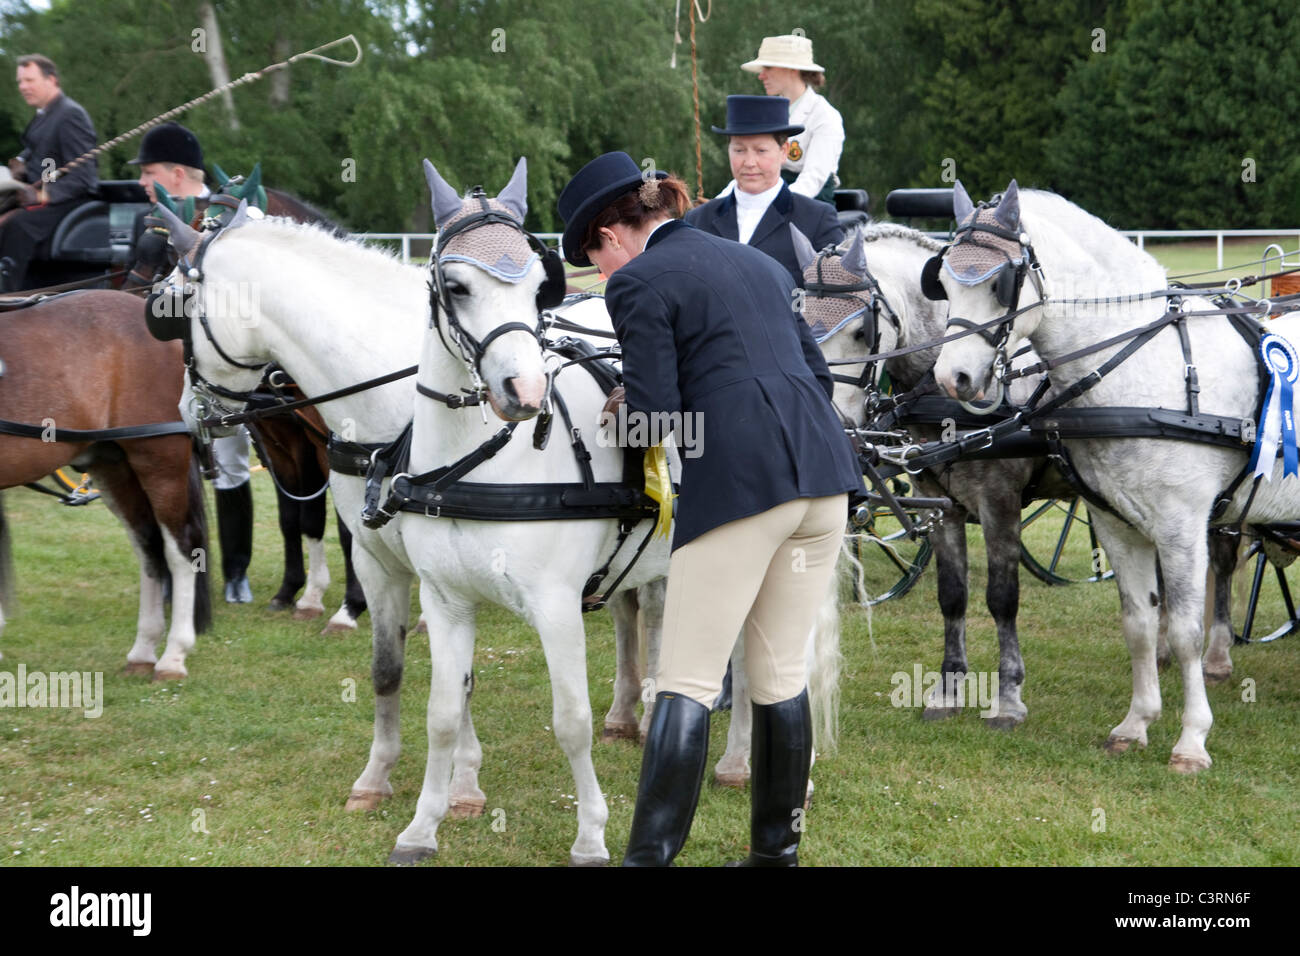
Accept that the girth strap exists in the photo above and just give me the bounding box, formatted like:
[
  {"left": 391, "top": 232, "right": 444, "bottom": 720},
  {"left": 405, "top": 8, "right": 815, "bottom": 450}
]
[{"left": 0, "top": 418, "right": 191, "bottom": 442}]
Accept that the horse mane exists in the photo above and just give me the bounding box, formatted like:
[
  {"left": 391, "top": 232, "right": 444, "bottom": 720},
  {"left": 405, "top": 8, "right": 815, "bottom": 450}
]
[
  {"left": 851, "top": 222, "right": 945, "bottom": 254},
  {"left": 264, "top": 187, "right": 347, "bottom": 237},
  {"left": 226, "top": 216, "right": 420, "bottom": 286}
]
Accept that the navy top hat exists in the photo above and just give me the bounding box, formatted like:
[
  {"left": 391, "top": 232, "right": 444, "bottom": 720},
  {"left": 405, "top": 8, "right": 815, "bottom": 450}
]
[
  {"left": 710, "top": 95, "right": 804, "bottom": 138},
  {"left": 128, "top": 122, "right": 204, "bottom": 169},
  {"left": 558, "top": 151, "right": 668, "bottom": 267}
]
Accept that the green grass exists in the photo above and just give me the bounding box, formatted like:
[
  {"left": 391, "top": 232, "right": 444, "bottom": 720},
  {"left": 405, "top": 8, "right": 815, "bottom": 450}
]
[{"left": 1, "top": 472, "right": 1297, "bottom": 867}]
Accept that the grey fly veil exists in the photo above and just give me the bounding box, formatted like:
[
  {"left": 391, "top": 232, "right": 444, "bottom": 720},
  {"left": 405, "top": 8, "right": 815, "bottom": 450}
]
[{"left": 921, "top": 180, "right": 1029, "bottom": 311}]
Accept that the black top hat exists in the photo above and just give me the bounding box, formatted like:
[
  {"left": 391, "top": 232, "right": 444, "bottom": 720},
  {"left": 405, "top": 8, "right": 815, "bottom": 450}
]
[
  {"left": 558, "top": 151, "right": 668, "bottom": 267},
  {"left": 128, "top": 122, "right": 204, "bottom": 169},
  {"left": 710, "top": 95, "right": 804, "bottom": 138}
]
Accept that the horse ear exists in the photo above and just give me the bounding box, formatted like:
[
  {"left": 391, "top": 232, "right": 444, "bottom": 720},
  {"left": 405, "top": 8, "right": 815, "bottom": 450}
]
[
  {"left": 496, "top": 157, "right": 528, "bottom": 222},
  {"left": 153, "top": 181, "right": 177, "bottom": 214},
  {"left": 953, "top": 180, "right": 975, "bottom": 224},
  {"left": 840, "top": 228, "right": 867, "bottom": 278},
  {"left": 211, "top": 163, "right": 230, "bottom": 187},
  {"left": 225, "top": 198, "right": 252, "bottom": 231},
  {"left": 155, "top": 203, "right": 201, "bottom": 257},
  {"left": 423, "top": 158, "right": 465, "bottom": 227},
  {"left": 789, "top": 224, "right": 817, "bottom": 272},
  {"left": 242, "top": 163, "right": 264, "bottom": 204},
  {"left": 995, "top": 179, "right": 1020, "bottom": 232},
  {"left": 181, "top": 196, "right": 195, "bottom": 224}
]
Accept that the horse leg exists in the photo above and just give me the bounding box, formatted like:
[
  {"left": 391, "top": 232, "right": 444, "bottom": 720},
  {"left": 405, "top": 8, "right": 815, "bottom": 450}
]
[
  {"left": 923, "top": 507, "right": 970, "bottom": 718},
  {"left": 1203, "top": 531, "right": 1238, "bottom": 684},
  {"left": 637, "top": 578, "right": 666, "bottom": 741},
  {"left": 389, "top": 592, "right": 475, "bottom": 865},
  {"left": 715, "top": 636, "right": 752, "bottom": 787},
  {"left": 1092, "top": 515, "right": 1163, "bottom": 755},
  {"left": 292, "top": 494, "right": 330, "bottom": 620},
  {"left": 145, "top": 453, "right": 210, "bottom": 681},
  {"left": 346, "top": 549, "right": 413, "bottom": 811},
  {"left": 447, "top": 700, "right": 488, "bottom": 819},
  {"left": 1154, "top": 532, "right": 1214, "bottom": 773},
  {"left": 89, "top": 457, "right": 169, "bottom": 675},
  {"left": 0, "top": 491, "right": 10, "bottom": 657},
  {"left": 530, "top": 598, "right": 609, "bottom": 866},
  {"left": 603, "top": 589, "right": 643, "bottom": 741},
  {"left": 269, "top": 486, "right": 307, "bottom": 611},
  {"left": 323, "top": 509, "right": 364, "bottom": 634},
  {"left": 983, "top": 494, "right": 1027, "bottom": 729}
]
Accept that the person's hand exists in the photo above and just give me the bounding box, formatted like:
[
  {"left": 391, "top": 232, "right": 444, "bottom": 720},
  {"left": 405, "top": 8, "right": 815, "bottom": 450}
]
[
  {"left": 15, "top": 182, "right": 42, "bottom": 206},
  {"left": 7, "top": 157, "right": 26, "bottom": 179},
  {"left": 600, "top": 386, "right": 625, "bottom": 424}
]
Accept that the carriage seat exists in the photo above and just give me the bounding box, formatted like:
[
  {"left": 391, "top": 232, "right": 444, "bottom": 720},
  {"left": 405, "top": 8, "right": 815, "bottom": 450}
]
[
  {"left": 885, "top": 188, "right": 955, "bottom": 222},
  {"left": 39, "top": 181, "right": 151, "bottom": 267},
  {"left": 833, "top": 188, "right": 871, "bottom": 231}
]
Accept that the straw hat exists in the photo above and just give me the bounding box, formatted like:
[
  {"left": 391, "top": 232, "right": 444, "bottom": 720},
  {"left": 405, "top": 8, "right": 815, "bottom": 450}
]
[{"left": 741, "top": 34, "right": 824, "bottom": 74}]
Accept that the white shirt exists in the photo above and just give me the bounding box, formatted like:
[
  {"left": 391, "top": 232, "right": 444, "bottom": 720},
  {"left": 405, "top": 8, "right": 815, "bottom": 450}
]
[
  {"left": 734, "top": 180, "right": 782, "bottom": 244},
  {"left": 784, "top": 88, "right": 844, "bottom": 198}
]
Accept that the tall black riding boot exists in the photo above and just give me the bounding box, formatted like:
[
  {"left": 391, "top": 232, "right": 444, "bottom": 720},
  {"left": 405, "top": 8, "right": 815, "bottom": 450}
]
[
  {"left": 622, "top": 691, "right": 710, "bottom": 867},
  {"left": 737, "top": 688, "right": 812, "bottom": 867},
  {"left": 215, "top": 482, "right": 254, "bottom": 603}
]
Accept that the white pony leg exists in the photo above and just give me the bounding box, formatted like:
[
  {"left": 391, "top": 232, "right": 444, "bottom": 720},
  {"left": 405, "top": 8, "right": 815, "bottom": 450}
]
[
  {"left": 347, "top": 552, "right": 413, "bottom": 812},
  {"left": 530, "top": 595, "right": 609, "bottom": 866},
  {"left": 448, "top": 703, "right": 487, "bottom": 818},
  {"left": 293, "top": 536, "right": 330, "bottom": 618},
  {"left": 637, "top": 579, "right": 666, "bottom": 740},
  {"left": 124, "top": 563, "right": 167, "bottom": 675},
  {"left": 715, "top": 636, "right": 751, "bottom": 786},
  {"left": 1094, "top": 516, "right": 1162, "bottom": 753},
  {"left": 322, "top": 602, "right": 359, "bottom": 634},
  {"left": 603, "top": 589, "right": 642, "bottom": 740},
  {"left": 152, "top": 528, "right": 196, "bottom": 680},
  {"left": 1156, "top": 537, "right": 1214, "bottom": 772},
  {"left": 1202, "top": 534, "right": 1240, "bottom": 683},
  {"left": 390, "top": 592, "right": 475, "bottom": 864}
]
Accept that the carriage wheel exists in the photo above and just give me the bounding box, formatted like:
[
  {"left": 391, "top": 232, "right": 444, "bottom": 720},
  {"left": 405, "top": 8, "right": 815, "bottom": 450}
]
[
  {"left": 1019, "top": 497, "right": 1114, "bottom": 585},
  {"left": 50, "top": 467, "right": 100, "bottom": 504},
  {"left": 1235, "top": 537, "right": 1300, "bottom": 644},
  {"left": 845, "top": 481, "right": 934, "bottom": 605}
]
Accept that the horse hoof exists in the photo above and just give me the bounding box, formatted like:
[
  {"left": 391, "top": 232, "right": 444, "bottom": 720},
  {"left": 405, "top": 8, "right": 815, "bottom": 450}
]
[
  {"left": 1169, "top": 753, "right": 1211, "bottom": 774},
  {"left": 600, "top": 723, "right": 640, "bottom": 742},
  {"left": 1104, "top": 735, "right": 1140, "bottom": 754},
  {"left": 321, "top": 621, "right": 357, "bottom": 635},
  {"left": 345, "top": 790, "right": 388, "bottom": 812},
  {"left": 714, "top": 771, "right": 750, "bottom": 788},
  {"left": 152, "top": 668, "right": 186, "bottom": 682},
  {"left": 412, "top": 619, "right": 428, "bottom": 634},
  {"left": 293, "top": 606, "right": 324, "bottom": 621},
  {"left": 921, "top": 706, "right": 959, "bottom": 721},
  {"left": 569, "top": 853, "right": 609, "bottom": 867},
  {"left": 388, "top": 845, "right": 436, "bottom": 866},
  {"left": 268, "top": 597, "right": 293, "bottom": 612},
  {"left": 983, "top": 714, "right": 1024, "bottom": 731},
  {"left": 1203, "top": 667, "right": 1232, "bottom": 686},
  {"left": 123, "top": 661, "right": 155, "bottom": 677},
  {"left": 447, "top": 797, "right": 486, "bottom": 820}
]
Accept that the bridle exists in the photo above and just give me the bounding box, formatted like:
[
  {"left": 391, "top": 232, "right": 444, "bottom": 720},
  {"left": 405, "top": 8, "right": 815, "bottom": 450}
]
[
  {"left": 804, "top": 244, "right": 902, "bottom": 398},
  {"left": 425, "top": 187, "right": 565, "bottom": 409},
  {"left": 920, "top": 194, "right": 1049, "bottom": 389}
]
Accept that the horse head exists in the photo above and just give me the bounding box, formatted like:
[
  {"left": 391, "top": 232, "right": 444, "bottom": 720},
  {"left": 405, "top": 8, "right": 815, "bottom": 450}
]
[
  {"left": 931, "top": 179, "right": 1045, "bottom": 404},
  {"left": 798, "top": 223, "right": 944, "bottom": 427},
  {"left": 423, "top": 157, "right": 560, "bottom": 422}
]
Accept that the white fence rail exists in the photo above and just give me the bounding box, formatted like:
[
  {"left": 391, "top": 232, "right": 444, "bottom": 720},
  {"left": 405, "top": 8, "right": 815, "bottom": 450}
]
[{"left": 357, "top": 229, "right": 1300, "bottom": 272}]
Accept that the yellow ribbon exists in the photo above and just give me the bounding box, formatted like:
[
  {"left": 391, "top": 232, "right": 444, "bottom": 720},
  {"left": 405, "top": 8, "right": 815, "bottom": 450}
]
[{"left": 643, "top": 443, "right": 676, "bottom": 539}]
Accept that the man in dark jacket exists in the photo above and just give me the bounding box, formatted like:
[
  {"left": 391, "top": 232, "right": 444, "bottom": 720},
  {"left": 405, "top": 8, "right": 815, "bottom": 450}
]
[
  {"left": 684, "top": 96, "right": 842, "bottom": 287},
  {"left": 0, "top": 54, "right": 98, "bottom": 292}
]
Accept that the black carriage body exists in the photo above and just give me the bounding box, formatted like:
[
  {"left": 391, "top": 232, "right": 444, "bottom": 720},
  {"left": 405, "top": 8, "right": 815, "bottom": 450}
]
[{"left": 24, "top": 180, "right": 151, "bottom": 290}]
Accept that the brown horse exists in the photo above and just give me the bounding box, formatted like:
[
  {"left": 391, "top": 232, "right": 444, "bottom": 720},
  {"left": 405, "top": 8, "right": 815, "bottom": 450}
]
[{"left": 0, "top": 289, "right": 210, "bottom": 677}]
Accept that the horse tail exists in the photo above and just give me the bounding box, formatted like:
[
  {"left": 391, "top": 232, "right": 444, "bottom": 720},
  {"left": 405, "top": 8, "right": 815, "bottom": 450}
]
[
  {"left": 187, "top": 450, "right": 213, "bottom": 634},
  {"left": 809, "top": 558, "right": 844, "bottom": 753},
  {"left": 0, "top": 490, "right": 13, "bottom": 612}
]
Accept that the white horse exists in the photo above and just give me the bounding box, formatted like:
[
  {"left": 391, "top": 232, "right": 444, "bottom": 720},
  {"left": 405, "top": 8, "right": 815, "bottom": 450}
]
[{"left": 932, "top": 179, "right": 1296, "bottom": 772}]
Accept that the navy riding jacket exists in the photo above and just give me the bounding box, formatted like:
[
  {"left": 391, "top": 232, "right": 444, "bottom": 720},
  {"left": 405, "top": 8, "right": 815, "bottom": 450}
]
[
  {"left": 683, "top": 183, "right": 842, "bottom": 287},
  {"left": 605, "top": 219, "right": 862, "bottom": 550}
]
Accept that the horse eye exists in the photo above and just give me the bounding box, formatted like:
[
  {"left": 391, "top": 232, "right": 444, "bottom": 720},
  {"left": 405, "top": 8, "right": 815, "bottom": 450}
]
[{"left": 445, "top": 279, "right": 469, "bottom": 297}]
